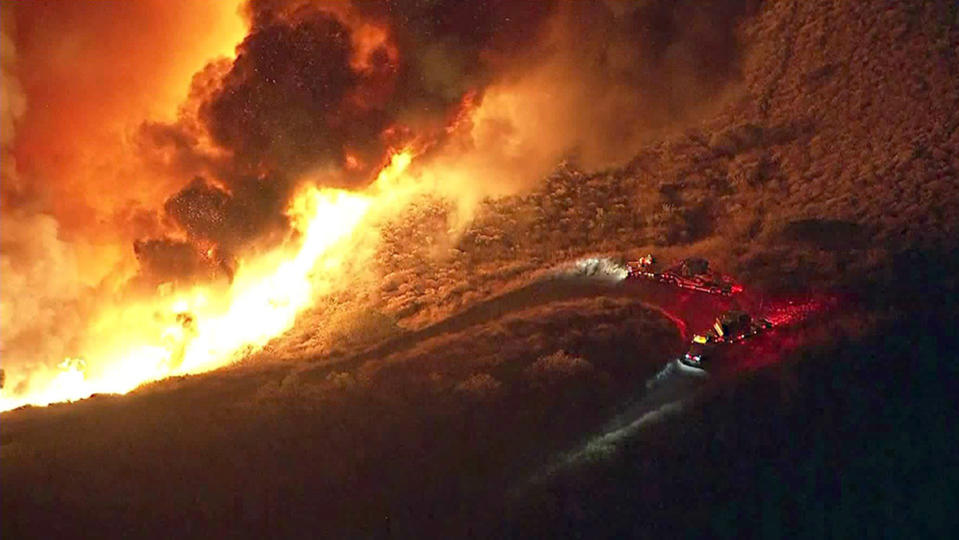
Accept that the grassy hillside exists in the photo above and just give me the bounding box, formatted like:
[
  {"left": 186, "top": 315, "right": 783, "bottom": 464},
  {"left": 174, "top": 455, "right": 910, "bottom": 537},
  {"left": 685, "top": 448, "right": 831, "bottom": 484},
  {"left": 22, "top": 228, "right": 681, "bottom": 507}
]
[
  {"left": 3, "top": 1, "right": 958, "bottom": 537},
  {"left": 2, "top": 298, "right": 680, "bottom": 537},
  {"left": 359, "top": 0, "right": 958, "bottom": 324}
]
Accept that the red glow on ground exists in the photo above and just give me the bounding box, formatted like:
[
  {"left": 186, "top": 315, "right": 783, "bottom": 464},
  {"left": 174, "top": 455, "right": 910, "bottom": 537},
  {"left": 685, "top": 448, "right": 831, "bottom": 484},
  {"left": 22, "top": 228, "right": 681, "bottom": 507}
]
[
  {"left": 761, "top": 294, "right": 837, "bottom": 327},
  {"left": 649, "top": 306, "right": 689, "bottom": 341},
  {"left": 728, "top": 292, "right": 843, "bottom": 372}
]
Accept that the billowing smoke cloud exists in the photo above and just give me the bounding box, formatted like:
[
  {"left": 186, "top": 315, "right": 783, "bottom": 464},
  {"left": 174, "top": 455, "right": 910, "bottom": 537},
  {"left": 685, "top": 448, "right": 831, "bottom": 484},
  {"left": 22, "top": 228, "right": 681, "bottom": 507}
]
[
  {"left": 202, "top": 0, "right": 556, "bottom": 182},
  {"left": 2, "top": 0, "right": 757, "bottom": 394},
  {"left": 1, "top": 1, "right": 247, "bottom": 390},
  {"left": 547, "top": 0, "right": 756, "bottom": 163},
  {"left": 1, "top": 8, "right": 86, "bottom": 385},
  {"left": 1, "top": 4, "right": 25, "bottom": 205},
  {"left": 142, "top": 0, "right": 757, "bottom": 270},
  {"left": 423, "top": 0, "right": 759, "bottom": 199},
  {"left": 137, "top": 0, "right": 560, "bottom": 273}
]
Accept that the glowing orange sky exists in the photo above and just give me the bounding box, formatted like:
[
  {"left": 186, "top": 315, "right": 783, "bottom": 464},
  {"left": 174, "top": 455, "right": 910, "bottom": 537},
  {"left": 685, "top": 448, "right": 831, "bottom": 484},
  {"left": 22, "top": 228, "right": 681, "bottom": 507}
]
[{"left": 10, "top": 0, "right": 247, "bottom": 239}]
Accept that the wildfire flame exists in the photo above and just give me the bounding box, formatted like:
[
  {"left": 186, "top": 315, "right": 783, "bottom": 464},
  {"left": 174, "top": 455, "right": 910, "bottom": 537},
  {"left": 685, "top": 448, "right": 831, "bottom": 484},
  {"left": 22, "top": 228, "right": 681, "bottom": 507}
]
[{"left": 0, "top": 150, "right": 415, "bottom": 412}]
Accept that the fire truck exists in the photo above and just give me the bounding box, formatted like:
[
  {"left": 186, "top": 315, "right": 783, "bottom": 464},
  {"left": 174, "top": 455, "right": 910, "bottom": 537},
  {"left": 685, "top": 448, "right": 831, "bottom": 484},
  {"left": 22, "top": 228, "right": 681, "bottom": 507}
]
[
  {"left": 680, "top": 310, "right": 774, "bottom": 368},
  {"left": 627, "top": 255, "right": 742, "bottom": 296}
]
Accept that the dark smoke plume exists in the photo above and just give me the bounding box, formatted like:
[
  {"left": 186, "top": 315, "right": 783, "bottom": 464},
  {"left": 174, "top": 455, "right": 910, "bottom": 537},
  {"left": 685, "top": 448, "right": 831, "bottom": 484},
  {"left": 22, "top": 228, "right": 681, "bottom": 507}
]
[
  {"left": 138, "top": 0, "right": 757, "bottom": 280},
  {"left": 200, "top": 0, "right": 557, "bottom": 182}
]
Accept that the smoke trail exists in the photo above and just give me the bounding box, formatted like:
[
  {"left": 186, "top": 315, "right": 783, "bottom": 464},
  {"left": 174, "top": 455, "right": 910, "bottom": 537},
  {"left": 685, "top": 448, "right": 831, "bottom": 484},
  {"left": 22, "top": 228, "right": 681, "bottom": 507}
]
[{"left": 513, "top": 358, "right": 708, "bottom": 496}]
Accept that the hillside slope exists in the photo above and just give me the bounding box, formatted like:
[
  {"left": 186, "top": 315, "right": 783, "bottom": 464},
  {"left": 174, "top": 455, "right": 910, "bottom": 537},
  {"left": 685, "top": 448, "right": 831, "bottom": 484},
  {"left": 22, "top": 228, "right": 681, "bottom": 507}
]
[
  {"left": 344, "top": 0, "right": 958, "bottom": 332},
  {"left": 3, "top": 1, "right": 958, "bottom": 537}
]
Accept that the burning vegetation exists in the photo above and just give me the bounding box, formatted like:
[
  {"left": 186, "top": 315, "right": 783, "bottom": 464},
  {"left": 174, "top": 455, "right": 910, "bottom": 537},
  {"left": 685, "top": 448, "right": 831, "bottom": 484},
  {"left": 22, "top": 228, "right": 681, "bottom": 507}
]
[
  {"left": 2, "top": 1, "right": 959, "bottom": 537},
  {"left": 1, "top": 0, "right": 761, "bottom": 409}
]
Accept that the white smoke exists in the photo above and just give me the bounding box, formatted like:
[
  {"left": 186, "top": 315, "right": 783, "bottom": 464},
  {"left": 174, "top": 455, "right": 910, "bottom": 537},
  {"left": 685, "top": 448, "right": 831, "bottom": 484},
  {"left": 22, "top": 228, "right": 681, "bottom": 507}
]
[
  {"left": 559, "top": 257, "right": 629, "bottom": 281},
  {"left": 529, "top": 357, "right": 708, "bottom": 485},
  {"left": 1, "top": 10, "right": 87, "bottom": 394},
  {"left": 1, "top": 7, "right": 25, "bottom": 190}
]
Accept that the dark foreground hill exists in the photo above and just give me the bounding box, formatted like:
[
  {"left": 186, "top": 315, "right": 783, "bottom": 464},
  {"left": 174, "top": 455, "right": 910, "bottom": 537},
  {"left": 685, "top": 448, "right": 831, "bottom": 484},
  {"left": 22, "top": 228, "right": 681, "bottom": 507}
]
[
  {"left": 2, "top": 297, "right": 684, "bottom": 537},
  {"left": 505, "top": 249, "right": 959, "bottom": 538}
]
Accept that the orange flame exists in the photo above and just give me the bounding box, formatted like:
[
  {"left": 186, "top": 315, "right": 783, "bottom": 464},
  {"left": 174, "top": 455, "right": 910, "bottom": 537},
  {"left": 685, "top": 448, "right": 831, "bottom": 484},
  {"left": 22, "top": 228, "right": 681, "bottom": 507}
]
[{"left": 0, "top": 150, "right": 416, "bottom": 411}]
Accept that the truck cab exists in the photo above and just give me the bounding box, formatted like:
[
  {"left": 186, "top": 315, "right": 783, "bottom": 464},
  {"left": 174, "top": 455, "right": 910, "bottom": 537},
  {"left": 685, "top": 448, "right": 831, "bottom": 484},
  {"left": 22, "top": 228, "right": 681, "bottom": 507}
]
[
  {"left": 626, "top": 254, "right": 656, "bottom": 278},
  {"left": 679, "top": 310, "right": 773, "bottom": 369}
]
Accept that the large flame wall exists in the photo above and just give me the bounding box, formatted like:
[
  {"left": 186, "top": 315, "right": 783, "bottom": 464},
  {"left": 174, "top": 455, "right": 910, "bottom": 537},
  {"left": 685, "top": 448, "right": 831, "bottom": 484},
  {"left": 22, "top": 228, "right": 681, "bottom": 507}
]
[{"left": 1, "top": 0, "right": 754, "bottom": 410}]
